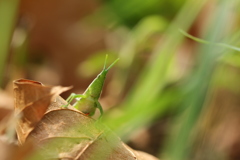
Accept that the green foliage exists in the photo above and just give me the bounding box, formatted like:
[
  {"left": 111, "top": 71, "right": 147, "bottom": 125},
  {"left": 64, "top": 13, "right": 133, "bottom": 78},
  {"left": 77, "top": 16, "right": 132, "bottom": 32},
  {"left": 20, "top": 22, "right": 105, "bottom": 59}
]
[
  {"left": 2, "top": 0, "right": 240, "bottom": 159},
  {"left": 103, "top": 0, "right": 187, "bottom": 27},
  {"left": 0, "top": 0, "right": 19, "bottom": 87},
  {"left": 98, "top": 0, "right": 240, "bottom": 159}
]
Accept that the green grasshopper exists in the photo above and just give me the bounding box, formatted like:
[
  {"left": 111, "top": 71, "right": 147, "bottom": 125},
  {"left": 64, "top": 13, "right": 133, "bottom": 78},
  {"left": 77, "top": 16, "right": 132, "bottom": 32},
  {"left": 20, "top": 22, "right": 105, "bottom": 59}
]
[{"left": 64, "top": 55, "right": 119, "bottom": 118}]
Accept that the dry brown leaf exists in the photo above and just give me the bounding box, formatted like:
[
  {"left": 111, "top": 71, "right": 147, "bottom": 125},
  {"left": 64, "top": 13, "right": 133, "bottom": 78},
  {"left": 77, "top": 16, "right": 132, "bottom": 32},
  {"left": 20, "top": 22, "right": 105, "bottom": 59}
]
[
  {"left": 26, "top": 97, "right": 159, "bottom": 160},
  {"left": 14, "top": 79, "right": 71, "bottom": 145},
  {"left": 14, "top": 79, "right": 159, "bottom": 160}
]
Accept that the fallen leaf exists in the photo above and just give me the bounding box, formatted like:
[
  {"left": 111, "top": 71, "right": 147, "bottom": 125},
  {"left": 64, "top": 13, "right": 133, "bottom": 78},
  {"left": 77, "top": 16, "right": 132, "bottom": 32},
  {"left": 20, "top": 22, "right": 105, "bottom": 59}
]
[
  {"left": 14, "top": 79, "right": 71, "bottom": 145},
  {"left": 27, "top": 97, "right": 159, "bottom": 160},
  {"left": 14, "top": 79, "right": 159, "bottom": 160}
]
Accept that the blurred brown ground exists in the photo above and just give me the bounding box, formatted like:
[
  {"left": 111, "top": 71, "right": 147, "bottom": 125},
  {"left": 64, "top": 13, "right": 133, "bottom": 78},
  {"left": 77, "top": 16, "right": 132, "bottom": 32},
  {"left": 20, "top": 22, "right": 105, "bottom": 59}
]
[{"left": 19, "top": 0, "right": 106, "bottom": 97}]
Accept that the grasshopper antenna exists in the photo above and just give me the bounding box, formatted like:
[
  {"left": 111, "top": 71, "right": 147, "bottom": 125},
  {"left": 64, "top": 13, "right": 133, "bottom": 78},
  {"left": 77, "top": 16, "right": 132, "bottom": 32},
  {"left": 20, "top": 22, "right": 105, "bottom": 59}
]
[
  {"left": 103, "top": 54, "right": 108, "bottom": 70},
  {"left": 103, "top": 54, "right": 119, "bottom": 71},
  {"left": 106, "top": 58, "right": 119, "bottom": 71}
]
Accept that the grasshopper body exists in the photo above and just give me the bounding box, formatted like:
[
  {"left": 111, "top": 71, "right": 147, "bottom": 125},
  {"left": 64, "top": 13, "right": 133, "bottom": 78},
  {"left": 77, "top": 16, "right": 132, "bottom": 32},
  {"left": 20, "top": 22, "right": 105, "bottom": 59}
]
[{"left": 64, "top": 56, "right": 119, "bottom": 118}]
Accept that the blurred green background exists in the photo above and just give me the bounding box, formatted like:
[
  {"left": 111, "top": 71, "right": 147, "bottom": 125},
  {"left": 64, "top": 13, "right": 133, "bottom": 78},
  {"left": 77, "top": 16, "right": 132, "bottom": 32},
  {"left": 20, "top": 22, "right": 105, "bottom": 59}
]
[{"left": 1, "top": 0, "right": 240, "bottom": 159}]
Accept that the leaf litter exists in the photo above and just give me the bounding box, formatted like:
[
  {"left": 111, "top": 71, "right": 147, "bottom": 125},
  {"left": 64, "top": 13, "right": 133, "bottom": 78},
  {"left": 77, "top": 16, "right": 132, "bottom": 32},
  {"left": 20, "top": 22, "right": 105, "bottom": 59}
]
[{"left": 0, "top": 79, "right": 160, "bottom": 160}]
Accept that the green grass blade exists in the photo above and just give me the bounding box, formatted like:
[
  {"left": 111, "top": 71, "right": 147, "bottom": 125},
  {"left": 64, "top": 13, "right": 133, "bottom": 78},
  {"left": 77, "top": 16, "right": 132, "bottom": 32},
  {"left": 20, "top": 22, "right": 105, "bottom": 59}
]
[
  {"left": 104, "top": 0, "right": 208, "bottom": 137},
  {"left": 164, "top": 1, "right": 240, "bottom": 160},
  {"left": 0, "top": 0, "right": 19, "bottom": 87},
  {"left": 179, "top": 29, "right": 240, "bottom": 52}
]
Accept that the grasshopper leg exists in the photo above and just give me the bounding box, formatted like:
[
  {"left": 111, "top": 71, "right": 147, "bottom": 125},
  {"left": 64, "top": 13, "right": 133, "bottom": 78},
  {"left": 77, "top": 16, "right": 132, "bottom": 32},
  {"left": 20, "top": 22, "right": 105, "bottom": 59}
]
[
  {"left": 96, "top": 101, "right": 104, "bottom": 118},
  {"left": 63, "top": 93, "right": 84, "bottom": 108}
]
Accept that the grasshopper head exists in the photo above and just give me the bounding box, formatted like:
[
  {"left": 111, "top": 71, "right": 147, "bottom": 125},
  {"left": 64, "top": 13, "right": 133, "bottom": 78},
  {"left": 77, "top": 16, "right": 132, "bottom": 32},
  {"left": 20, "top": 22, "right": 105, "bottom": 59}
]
[
  {"left": 98, "top": 54, "right": 119, "bottom": 82},
  {"left": 85, "top": 55, "right": 119, "bottom": 99}
]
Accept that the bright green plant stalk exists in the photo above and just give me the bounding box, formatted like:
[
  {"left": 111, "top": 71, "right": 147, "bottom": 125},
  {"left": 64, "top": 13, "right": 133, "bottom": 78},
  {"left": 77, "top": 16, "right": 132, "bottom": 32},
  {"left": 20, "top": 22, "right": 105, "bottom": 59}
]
[
  {"left": 179, "top": 29, "right": 240, "bottom": 52},
  {"left": 104, "top": 0, "right": 208, "bottom": 138},
  {"left": 0, "top": 0, "right": 19, "bottom": 87},
  {"left": 126, "top": 0, "right": 207, "bottom": 106}
]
